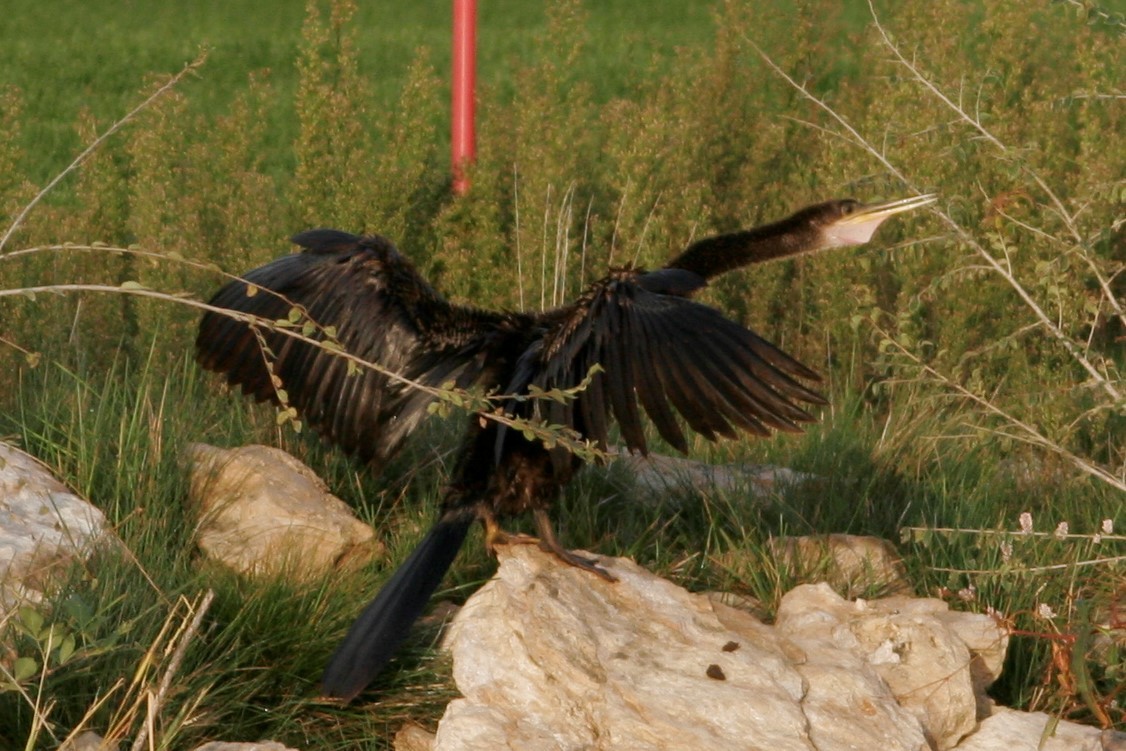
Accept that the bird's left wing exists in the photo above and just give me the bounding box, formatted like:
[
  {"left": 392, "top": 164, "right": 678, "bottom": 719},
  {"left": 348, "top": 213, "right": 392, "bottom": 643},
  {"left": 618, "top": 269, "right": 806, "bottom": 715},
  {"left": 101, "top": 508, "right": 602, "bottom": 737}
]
[
  {"left": 513, "top": 269, "right": 826, "bottom": 457},
  {"left": 196, "top": 230, "right": 521, "bottom": 465}
]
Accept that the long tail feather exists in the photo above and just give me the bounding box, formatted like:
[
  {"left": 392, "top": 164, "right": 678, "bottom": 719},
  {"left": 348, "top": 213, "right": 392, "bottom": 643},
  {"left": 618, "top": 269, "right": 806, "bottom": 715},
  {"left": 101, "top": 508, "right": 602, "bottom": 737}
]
[{"left": 322, "top": 508, "right": 474, "bottom": 701}]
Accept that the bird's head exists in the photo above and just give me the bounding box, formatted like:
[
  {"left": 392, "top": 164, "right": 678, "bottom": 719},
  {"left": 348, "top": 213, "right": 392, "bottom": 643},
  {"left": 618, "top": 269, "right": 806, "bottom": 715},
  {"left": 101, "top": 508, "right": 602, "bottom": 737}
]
[
  {"left": 802, "top": 194, "right": 938, "bottom": 249},
  {"left": 663, "top": 192, "right": 938, "bottom": 279}
]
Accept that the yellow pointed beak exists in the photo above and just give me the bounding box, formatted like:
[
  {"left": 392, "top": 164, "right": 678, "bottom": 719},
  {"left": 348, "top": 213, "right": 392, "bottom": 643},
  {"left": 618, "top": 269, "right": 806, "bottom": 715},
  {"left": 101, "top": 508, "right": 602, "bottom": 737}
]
[
  {"left": 824, "top": 193, "right": 937, "bottom": 247},
  {"left": 841, "top": 194, "right": 939, "bottom": 225}
]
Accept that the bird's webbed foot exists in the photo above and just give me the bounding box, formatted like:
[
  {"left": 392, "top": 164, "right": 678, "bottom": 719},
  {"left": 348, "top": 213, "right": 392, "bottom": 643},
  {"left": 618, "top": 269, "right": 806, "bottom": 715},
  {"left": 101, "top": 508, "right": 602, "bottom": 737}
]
[{"left": 533, "top": 509, "right": 617, "bottom": 582}]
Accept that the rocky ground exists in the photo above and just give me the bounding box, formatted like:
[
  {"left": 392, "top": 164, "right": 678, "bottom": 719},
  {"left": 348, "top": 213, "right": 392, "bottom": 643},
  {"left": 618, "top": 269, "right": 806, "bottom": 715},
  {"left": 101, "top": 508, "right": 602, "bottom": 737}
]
[{"left": 3, "top": 441, "right": 1122, "bottom": 751}]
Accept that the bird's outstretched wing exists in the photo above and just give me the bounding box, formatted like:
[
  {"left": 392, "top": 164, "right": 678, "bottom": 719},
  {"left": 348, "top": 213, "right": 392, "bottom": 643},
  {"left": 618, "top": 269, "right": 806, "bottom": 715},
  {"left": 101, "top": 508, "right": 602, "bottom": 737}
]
[
  {"left": 512, "top": 268, "right": 826, "bottom": 456},
  {"left": 196, "top": 230, "right": 518, "bottom": 465}
]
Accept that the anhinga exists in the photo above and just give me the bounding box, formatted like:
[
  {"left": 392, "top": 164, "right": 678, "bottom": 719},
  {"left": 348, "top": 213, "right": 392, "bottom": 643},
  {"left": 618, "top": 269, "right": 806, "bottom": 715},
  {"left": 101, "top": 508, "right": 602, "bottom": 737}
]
[{"left": 195, "top": 194, "right": 936, "bottom": 701}]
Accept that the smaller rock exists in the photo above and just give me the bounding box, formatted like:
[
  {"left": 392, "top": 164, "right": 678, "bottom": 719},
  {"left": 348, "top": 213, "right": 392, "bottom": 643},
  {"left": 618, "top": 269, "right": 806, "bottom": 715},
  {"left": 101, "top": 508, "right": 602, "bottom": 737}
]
[
  {"left": 60, "top": 731, "right": 117, "bottom": 751},
  {"left": 1088, "top": 602, "right": 1126, "bottom": 679},
  {"left": 769, "top": 534, "right": 913, "bottom": 597},
  {"left": 1102, "top": 728, "right": 1126, "bottom": 751},
  {"left": 191, "top": 743, "right": 300, "bottom": 751},
  {"left": 418, "top": 599, "right": 461, "bottom": 628},
  {"left": 0, "top": 442, "right": 113, "bottom": 608},
  {"left": 951, "top": 706, "right": 1122, "bottom": 751},
  {"left": 186, "top": 443, "right": 381, "bottom": 579},
  {"left": 704, "top": 591, "right": 771, "bottom": 621},
  {"left": 394, "top": 724, "right": 437, "bottom": 751}
]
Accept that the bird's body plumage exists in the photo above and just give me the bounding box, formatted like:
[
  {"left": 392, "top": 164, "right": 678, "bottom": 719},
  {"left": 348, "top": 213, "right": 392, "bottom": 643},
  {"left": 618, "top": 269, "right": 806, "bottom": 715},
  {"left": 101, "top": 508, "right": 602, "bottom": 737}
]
[{"left": 195, "top": 195, "right": 935, "bottom": 701}]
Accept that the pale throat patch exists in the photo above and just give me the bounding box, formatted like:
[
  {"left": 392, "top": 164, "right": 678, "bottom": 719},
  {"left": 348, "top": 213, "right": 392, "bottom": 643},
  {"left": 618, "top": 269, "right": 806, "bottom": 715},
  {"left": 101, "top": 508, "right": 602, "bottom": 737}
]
[{"left": 823, "top": 217, "right": 888, "bottom": 248}]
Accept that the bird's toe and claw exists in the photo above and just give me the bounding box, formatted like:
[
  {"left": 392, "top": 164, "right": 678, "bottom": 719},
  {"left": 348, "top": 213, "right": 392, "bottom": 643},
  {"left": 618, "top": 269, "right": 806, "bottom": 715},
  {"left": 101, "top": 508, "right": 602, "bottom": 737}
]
[
  {"left": 533, "top": 509, "right": 617, "bottom": 583},
  {"left": 481, "top": 509, "right": 617, "bottom": 582},
  {"left": 482, "top": 513, "right": 540, "bottom": 553},
  {"left": 540, "top": 544, "right": 617, "bottom": 582}
]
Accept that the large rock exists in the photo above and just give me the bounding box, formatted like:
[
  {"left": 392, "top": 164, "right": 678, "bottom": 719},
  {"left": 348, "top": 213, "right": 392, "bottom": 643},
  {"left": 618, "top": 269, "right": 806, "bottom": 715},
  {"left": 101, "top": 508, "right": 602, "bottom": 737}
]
[
  {"left": 0, "top": 442, "right": 112, "bottom": 609},
  {"left": 396, "top": 546, "right": 1118, "bottom": 751},
  {"left": 419, "top": 544, "right": 1016, "bottom": 751},
  {"left": 186, "top": 443, "right": 381, "bottom": 579}
]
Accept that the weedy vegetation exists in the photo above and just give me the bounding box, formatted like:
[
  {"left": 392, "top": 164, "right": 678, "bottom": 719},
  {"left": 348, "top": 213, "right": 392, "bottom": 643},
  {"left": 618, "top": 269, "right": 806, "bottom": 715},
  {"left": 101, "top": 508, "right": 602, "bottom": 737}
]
[{"left": 0, "top": 0, "right": 1122, "bottom": 748}]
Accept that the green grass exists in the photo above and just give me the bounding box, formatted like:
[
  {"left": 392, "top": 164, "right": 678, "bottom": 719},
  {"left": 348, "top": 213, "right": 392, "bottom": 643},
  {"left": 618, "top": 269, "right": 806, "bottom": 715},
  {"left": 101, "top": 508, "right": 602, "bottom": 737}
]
[
  {"left": 1, "top": 346, "right": 1120, "bottom": 749},
  {"left": 3, "top": 0, "right": 723, "bottom": 184},
  {"left": 1, "top": 0, "right": 1123, "bottom": 746}
]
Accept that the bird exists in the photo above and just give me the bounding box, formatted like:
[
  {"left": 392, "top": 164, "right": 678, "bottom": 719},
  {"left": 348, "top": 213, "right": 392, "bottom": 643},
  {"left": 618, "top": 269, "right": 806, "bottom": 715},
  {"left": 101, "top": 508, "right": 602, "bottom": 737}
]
[{"left": 194, "top": 193, "right": 936, "bottom": 701}]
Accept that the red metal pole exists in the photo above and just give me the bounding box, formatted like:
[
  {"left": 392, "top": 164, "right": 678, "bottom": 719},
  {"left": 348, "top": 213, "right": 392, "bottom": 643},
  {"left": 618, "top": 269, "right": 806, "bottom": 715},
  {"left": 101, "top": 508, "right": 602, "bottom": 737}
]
[{"left": 451, "top": 0, "right": 477, "bottom": 194}]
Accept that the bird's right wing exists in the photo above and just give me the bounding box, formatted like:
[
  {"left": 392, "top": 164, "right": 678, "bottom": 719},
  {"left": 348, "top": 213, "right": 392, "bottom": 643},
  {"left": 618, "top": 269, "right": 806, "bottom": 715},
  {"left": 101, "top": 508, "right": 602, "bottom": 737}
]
[
  {"left": 514, "top": 269, "right": 826, "bottom": 457},
  {"left": 196, "top": 230, "right": 518, "bottom": 465}
]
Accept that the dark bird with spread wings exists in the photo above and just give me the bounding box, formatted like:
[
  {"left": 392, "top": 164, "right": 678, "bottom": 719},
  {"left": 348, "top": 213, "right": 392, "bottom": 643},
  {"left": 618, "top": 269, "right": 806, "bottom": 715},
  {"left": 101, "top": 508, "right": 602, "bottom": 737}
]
[{"left": 195, "top": 194, "right": 936, "bottom": 701}]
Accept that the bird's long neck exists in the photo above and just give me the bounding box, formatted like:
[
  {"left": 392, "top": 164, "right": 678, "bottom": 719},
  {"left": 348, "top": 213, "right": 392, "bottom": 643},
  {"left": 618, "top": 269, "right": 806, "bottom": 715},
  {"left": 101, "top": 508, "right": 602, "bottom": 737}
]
[{"left": 664, "top": 213, "right": 820, "bottom": 281}]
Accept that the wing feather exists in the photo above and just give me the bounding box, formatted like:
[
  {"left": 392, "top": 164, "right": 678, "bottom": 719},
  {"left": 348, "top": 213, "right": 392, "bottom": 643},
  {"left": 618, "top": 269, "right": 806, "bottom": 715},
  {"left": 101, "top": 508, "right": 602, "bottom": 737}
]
[
  {"left": 197, "top": 231, "right": 517, "bottom": 465},
  {"left": 627, "top": 300, "right": 689, "bottom": 453},
  {"left": 525, "top": 270, "right": 824, "bottom": 456},
  {"left": 603, "top": 293, "right": 646, "bottom": 450}
]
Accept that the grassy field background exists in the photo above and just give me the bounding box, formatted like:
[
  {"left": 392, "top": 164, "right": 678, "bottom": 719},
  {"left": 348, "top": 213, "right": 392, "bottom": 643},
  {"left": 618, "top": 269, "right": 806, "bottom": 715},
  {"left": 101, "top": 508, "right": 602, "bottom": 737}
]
[
  {"left": 1, "top": 0, "right": 1123, "bottom": 748},
  {"left": 5, "top": 0, "right": 724, "bottom": 183}
]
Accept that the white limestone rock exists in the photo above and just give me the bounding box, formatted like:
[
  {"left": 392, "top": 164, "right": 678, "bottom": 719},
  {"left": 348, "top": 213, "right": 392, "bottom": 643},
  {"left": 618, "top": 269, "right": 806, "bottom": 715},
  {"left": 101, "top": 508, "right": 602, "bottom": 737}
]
[
  {"left": 951, "top": 706, "right": 1123, "bottom": 751},
  {"left": 0, "top": 442, "right": 112, "bottom": 608},
  {"left": 433, "top": 545, "right": 934, "bottom": 751},
  {"left": 394, "top": 724, "right": 437, "bottom": 751},
  {"left": 775, "top": 583, "right": 1005, "bottom": 750},
  {"left": 186, "top": 443, "right": 381, "bottom": 579}
]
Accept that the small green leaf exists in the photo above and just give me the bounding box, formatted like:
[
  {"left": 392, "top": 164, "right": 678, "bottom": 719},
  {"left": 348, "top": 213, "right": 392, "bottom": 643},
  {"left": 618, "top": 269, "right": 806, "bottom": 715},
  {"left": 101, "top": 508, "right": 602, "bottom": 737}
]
[
  {"left": 57, "top": 634, "right": 76, "bottom": 665},
  {"left": 13, "top": 657, "right": 38, "bottom": 682},
  {"left": 120, "top": 280, "right": 146, "bottom": 290},
  {"left": 18, "top": 606, "right": 43, "bottom": 636},
  {"left": 61, "top": 594, "right": 94, "bottom": 628}
]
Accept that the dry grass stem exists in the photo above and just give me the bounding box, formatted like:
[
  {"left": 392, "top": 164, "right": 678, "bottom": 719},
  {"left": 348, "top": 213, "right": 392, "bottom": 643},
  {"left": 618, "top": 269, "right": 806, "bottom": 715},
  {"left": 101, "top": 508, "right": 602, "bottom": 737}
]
[
  {"left": 129, "top": 589, "right": 215, "bottom": 751},
  {"left": 0, "top": 52, "right": 208, "bottom": 254}
]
